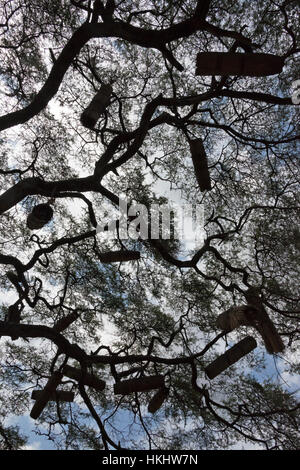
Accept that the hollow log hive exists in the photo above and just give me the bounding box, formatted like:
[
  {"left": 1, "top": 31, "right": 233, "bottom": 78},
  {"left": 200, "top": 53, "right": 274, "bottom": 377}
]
[
  {"left": 27, "top": 203, "right": 53, "bottom": 230},
  {"left": 63, "top": 365, "right": 106, "bottom": 391},
  {"left": 30, "top": 371, "right": 63, "bottom": 419},
  {"left": 205, "top": 336, "right": 257, "bottom": 380},
  {"left": 216, "top": 305, "right": 257, "bottom": 331},
  {"left": 148, "top": 387, "right": 169, "bottom": 414},
  {"left": 244, "top": 288, "right": 285, "bottom": 354},
  {"left": 6, "top": 305, "right": 21, "bottom": 340},
  {"left": 114, "top": 375, "right": 165, "bottom": 395},
  {"left": 189, "top": 139, "right": 211, "bottom": 192},
  {"left": 216, "top": 288, "right": 285, "bottom": 354},
  {"left": 6, "top": 305, "right": 21, "bottom": 324},
  {"left": 80, "top": 84, "right": 113, "bottom": 129},
  {"left": 99, "top": 250, "right": 140, "bottom": 263},
  {"left": 53, "top": 311, "right": 80, "bottom": 333},
  {"left": 31, "top": 390, "right": 74, "bottom": 402},
  {"left": 196, "top": 52, "right": 285, "bottom": 76}
]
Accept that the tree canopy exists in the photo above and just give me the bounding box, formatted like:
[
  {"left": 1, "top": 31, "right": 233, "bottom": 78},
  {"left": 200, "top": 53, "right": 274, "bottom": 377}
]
[{"left": 0, "top": 0, "right": 299, "bottom": 451}]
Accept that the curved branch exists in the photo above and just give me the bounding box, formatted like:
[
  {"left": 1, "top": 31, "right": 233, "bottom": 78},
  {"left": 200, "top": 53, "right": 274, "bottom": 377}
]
[
  {"left": 0, "top": 321, "right": 223, "bottom": 367},
  {"left": 0, "top": 176, "right": 96, "bottom": 215},
  {"left": 0, "top": 14, "right": 255, "bottom": 132}
]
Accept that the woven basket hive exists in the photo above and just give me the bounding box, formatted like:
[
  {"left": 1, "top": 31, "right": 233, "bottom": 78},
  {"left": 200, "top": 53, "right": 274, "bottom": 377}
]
[{"left": 27, "top": 203, "right": 53, "bottom": 230}]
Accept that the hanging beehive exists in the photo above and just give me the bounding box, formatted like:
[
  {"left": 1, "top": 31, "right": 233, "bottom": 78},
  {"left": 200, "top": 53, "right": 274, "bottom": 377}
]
[
  {"left": 62, "top": 365, "right": 106, "bottom": 391},
  {"left": 6, "top": 305, "right": 21, "bottom": 324},
  {"left": 27, "top": 203, "right": 53, "bottom": 230},
  {"left": 216, "top": 305, "right": 257, "bottom": 332},
  {"left": 196, "top": 52, "right": 284, "bottom": 76},
  {"left": 148, "top": 387, "right": 169, "bottom": 414},
  {"left": 189, "top": 139, "right": 211, "bottom": 192},
  {"left": 31, "top": 390, "right": 74, "bottom": 402},
  {"left": 53, "top": 311, "right": 79, "bottom": 333},
  {"left": 217, "top": 292, "right": 285, "bottom": 354},
  {"left": 244, "top": 288, "right": 285, "bottom": 354},
  {"left": 6, "top": 270, "right": 19, "bottom": 285},
  {"left": 205, "top": 336, "right": 257, "bottom": 380},
  {"left": 30, "top": 371, "right": 63, "bottom": 419},
  {"left": 80, "top": 84, "right": 113, "bottom": 129},
  {"left": 114, "top": 375, "right": 165, "bottom": 396},
  {"left": 6, "top": 305, "right": 22, "bottom": 341},
  {"left": 99, "top": 250, "right": 140, "bottom": 263}
]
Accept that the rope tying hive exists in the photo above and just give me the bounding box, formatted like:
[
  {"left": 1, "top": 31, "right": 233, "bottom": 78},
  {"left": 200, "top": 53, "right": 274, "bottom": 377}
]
[
  {"left": 196, "top": 52, "right": 284, "bottom": 76},
  {"left": 189, "top": 139, "right": 211, "bottom": 192},
  {"left": 148, "top": 387, "right": 169, "bottom": 414},
  {"left": 205, "top": 336, "right": 257, "bottom": 380},
  {"left": 27, "top": 203, "right": 53, "bottom": 230},
  {"left": 62, "top": 365, "right": 106, "bottom": 391},
  {"left": 80, "top": 84, "right": 113, "bottom": 129},
  {"left": 114, "top": 375, "right": 165, "bottom": 396},
  {"left": 99, "top": 250, "right": 140, "bottom": 263}
]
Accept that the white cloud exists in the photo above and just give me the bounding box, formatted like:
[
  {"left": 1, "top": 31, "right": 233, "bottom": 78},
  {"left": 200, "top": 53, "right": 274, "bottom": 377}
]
[{"left": 21, "top": 441, "right": 41, "bottom": 450}]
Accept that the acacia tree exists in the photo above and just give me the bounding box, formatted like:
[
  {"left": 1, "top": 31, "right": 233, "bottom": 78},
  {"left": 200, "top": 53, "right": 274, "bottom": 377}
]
[{"left": 0, "top": 0, "right": 299, "bottom": 450}]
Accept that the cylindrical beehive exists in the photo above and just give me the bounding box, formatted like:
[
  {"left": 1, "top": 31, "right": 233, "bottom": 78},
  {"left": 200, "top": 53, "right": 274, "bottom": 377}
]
[
  {"left": 31, "top": 390, "right": 74, "bottom": 402},
  {"left": 80, "top": 84, "right": 113, "bottom": 129},
  {"left": 189, "top": 139, "right": 211, "bottom": 192},
  {"left": 7, "top": 305, "right": 21, "bottom": 324},
  {"left": 100, "top": 250, "right": 140, "bottom": 263},
  {"left": 62, "top": 365, "right": 106, "bottom": 391},
  {"left": 244, "top": 288, "right": 285, "bottom": 354},
  {"left": 6, "top": 305, "right": 21, "bottom": 341},
  {"left": 148, "top": 387, "right": 169, "bottom": 414},
  {"left": 27, "top": 204, "right": 53, "bottom": 230},
  {"left": 53, "top": 311, "right": 79, "bottom": 333},
  {"left": 205, "top": 336, "right": 257, "bottom": 380},
  {"left": 114, "top": 375, "right": 165, "bottom": 395},
  {"left": 196, "top": 52, "right": 284, "bottom": 76},
  {"left": 30, "top": 371, "right": 63, "bottom": 419}
]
